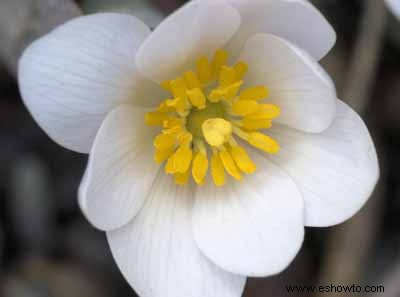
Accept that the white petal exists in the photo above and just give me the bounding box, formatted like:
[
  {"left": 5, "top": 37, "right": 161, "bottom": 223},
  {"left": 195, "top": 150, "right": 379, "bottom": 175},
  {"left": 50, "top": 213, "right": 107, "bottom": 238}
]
[
  {"left": 79, "top": 105, "right": 159, "bottom": 231},
  {"left": 239, "top": 33, "right": 337, "bottom": 133},
  {"left": 386, "top": 0, "right": 400, "bottom": 19},
  {"left": 19, "top": 13, "right": 164, "bottom": 153},
  {"left": 78, "top": 167, "right": 89, "bottom": 215},
  {"left": 227, "top": 0, "right": 336, "bottom": 60},
  {"left": 107, "top": 173, "right": 246, "bottom": 297},
  {"left": 267, "top": 100, "right": 379, "bottom": 227},
  {"left": 193, "top": 153, "right": 304, "bottom": 277},
  {"left": 136, "top": 0, "right": 241, "bottom": 83}
]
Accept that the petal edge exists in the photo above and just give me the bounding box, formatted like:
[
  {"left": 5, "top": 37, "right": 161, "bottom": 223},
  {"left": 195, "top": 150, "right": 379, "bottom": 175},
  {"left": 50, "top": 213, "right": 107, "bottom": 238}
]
[
  {"left": 19, "top": 13, "right": 161, "bottom": 153},
  {"left": 107, "top": 173, "right": 246, "bottom": 297},
  {"left": 227, "top": 0, "right": 336, "bottom": 60},
  {"left": 267, "top": 100, "right": 379, "bottom": 227},
  {"left": 80, "top": 104, "right": 159, "bottom": 231},
  {"left": 193, "top": 153, "right": 304, "bottom": 277}
]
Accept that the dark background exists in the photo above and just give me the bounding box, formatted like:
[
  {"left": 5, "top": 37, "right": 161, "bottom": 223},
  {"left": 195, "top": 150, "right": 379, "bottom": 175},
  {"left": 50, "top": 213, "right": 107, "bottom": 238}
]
[{"left": 1, "top": 0, "right": 399, "bottom": 296}]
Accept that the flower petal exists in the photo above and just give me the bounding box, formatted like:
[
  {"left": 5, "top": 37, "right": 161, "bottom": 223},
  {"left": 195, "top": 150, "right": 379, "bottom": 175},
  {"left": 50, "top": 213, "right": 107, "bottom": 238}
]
[
  {"left": 386, "top": 0, "right": 400, "bottom": 19},
  {"left": 267, "top": 100, "right": 379, "bottom": 227},
  {"left": 239, "top": 33, "right": 337, "bottom": 133},
  {"left": 78, "top": 167, "right": 89, "bottom": 215},
  {"left": 193, "top": 153, "right": 304, "bottom": 277},
  {"left": 107, "top": 173, "right": 246, "bottom": 297},
  {"left": 136, "top": 0, "right": 241, "bottom": 83},
  {"left": 19, "top": 13, "right": 164, "bottom": 153},
  {"left": 79, "top": 104, "right": 159, "bottom": 231},
  {"left": 227, "top": 0, "right": 336, "bottom": 60}
]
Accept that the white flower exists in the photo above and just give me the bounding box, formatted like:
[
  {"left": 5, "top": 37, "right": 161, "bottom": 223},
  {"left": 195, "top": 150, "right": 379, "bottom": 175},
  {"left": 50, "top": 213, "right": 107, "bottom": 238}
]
[
  {"left": 386, "top": 0, "right": 400, "bottom": 19},
  {"left": 18, "top": 1, "right": 379, "bottom": 297}
]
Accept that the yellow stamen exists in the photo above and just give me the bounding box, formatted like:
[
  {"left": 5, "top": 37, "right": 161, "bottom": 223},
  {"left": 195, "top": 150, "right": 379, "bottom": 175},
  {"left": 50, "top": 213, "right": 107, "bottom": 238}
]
[
  {"left": 239, "top": 86, "right": 269, "bottom": 101},
  {"left": 183, "top": 71, "right": 201, "bottom": 89},
  {"left": 211, "top": 49, "right": 228, "bottom": 79},
  {"left": 176, "top": 131, "right": 193, "bottom": 145},
  {"left": 157, "top": 101, "right": 174, "bottom": 112},
  {"left": 175, "top": 170, "right": 190, "bottom": 185},
  {"left": 211, "top": 151, "right": 225, "bottom": 186},
  {"left": 163, "top": 117, "right": 184, "bottom": 129},
  {"left": 231, "top": 146, "right": 256, "bottom": 174},
  {"left": 154, "top": 133, "right": 175, "bottom": 151},
  {"left": 170, "top": 78, "right": 187, "bottom": 99},
  {"left": 247, "top": 132, "right": 280, "bottom": 154},
  {"left": 145, "top": 111, "right": 168, "bottom": 126},
  {"left": 172, "top": 146, "right": 193, "bottom": 173},
  {"left": 192, "top": 140, "right": 209, "bottom": 185},
  {"left": 192, "top": 152, "right": 209, "bottom": 185},
  {"left": 234, "top": 62, "right": 248, "bottom": 81},
  {"left": 155, "top": 148, "right": 174, "bottom": 164},
  {"left": 209, "top": 81, "right": 242, "bottom": 102},
  {"left": 165, "top": 154, "right": 176, "bottom": 174},
  {"left": 219, "top": 66, "right": 236, "bottom": 87},
  {"left": 197, "top": 56, "right": 212, "bottom": 84},
  {"left": 187, "top": 88, "right": 206, "bottom": 109},
  {"left": 231, "top": 100, "right": 259, "bottom": 116},
  {"left": 163, "top": 125, "right": 184, "bottom": 136},
  {"left": 245, "top": 104, "right": 281, "bottom": 120},
  {"left": 239, "top": 118, "right": 272, "bottom": 130},
  {"left": 145, "top": 49, "right": 281, "bottom": 186},
  {"left": 166, "top": 97, "right": 189, "bottom": 115},
  {"left": 219, "top": 148, "right": 242, "bottom": 181}
]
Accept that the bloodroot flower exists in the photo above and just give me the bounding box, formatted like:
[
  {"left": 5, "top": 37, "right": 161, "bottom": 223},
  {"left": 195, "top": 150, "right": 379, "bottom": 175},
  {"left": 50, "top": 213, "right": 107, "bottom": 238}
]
[{"left": 18, "top": 1, "right": 379, "bottom": 296}]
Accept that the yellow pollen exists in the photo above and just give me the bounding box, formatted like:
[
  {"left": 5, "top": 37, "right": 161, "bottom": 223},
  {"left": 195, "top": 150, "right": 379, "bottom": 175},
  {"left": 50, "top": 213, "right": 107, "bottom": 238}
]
[{"left": 145, "top": 49, "right": 281, "bottom": 186}]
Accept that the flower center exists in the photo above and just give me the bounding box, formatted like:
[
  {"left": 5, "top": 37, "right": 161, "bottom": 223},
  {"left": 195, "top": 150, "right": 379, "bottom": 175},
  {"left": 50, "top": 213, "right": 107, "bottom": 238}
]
[
  {"left": 186, "top": 102, "right": 225, "bottom": 139},
  {"left": 145, "top": 49, "right": 281, "bottom": 186}
]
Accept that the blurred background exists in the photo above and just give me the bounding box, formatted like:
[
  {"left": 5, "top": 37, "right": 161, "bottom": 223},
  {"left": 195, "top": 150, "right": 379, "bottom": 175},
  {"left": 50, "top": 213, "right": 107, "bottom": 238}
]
[{"left": 0, "top": 0, "right": 399, "bottom": 296}]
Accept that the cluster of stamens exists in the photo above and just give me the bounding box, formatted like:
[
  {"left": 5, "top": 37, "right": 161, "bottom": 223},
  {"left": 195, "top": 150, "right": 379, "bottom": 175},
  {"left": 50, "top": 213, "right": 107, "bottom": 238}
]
[{"left": 145, "top": 49, "right": 280, "bottom": 186}]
